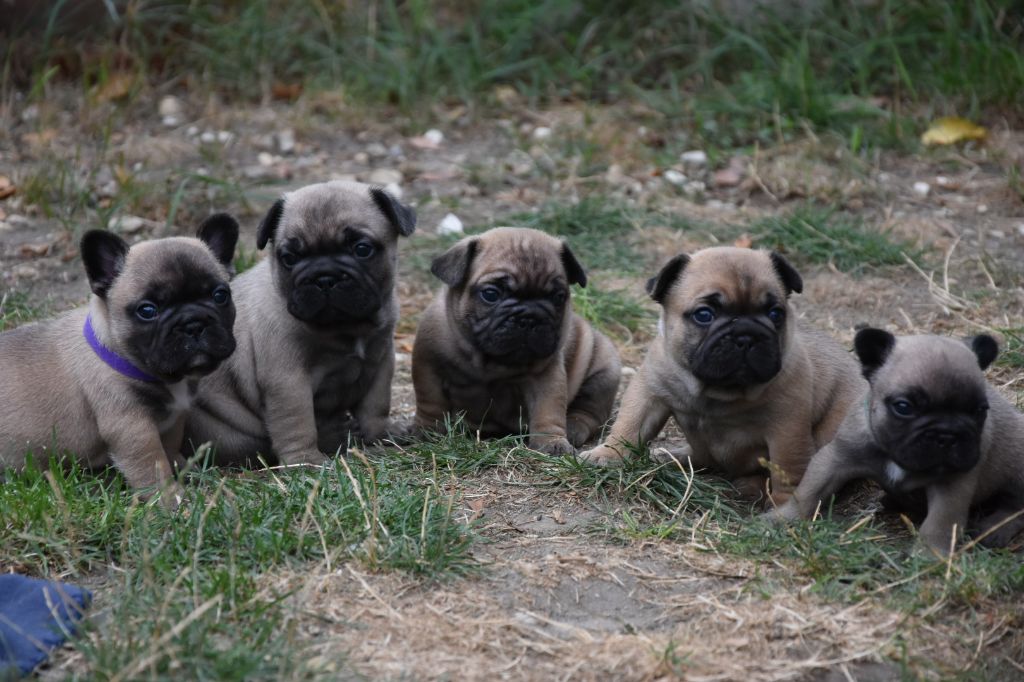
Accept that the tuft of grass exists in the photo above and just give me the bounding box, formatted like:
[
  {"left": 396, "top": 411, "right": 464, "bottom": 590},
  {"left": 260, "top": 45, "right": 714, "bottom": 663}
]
[
  {"left": 0, "top": 290, "right": 49, "bottom": 332},
  {"left": 751, "top": 205, "right": 917, "bottom": 272},
  {"left": 0, "top": 455, "right": 474, "bottom": 677},
  {"left": 572, "top": 285, "right": 655, "bottom": 345},
  {"left": 996, "top": 327, "right": 1024, "bottom": 369}
]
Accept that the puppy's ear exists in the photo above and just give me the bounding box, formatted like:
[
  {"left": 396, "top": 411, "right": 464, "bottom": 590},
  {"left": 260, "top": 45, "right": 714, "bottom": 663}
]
[
  {"left": 431, "top": 238, "right": 478, "bottom": 287},
  {"left": 645, "top": 254, "right": 690, "bottom": 305},
  {"left": 256, "top": 198, "right": 285, "bottom": 250},
  {"left": 968, "top": 334, "right": 999, "bottom": 370},
  {"left": 81, "top": 230, "right": 129, "bottom": 298},
  {"left": 561, "top": 241, "right": 587, "bottom": 288},
  {"left": 197, "top": 213, "right": 240, "bottom": 267},
  {"left": 371, "top": 187, "right": 417, "bottom": 237},
  {"left": 770, "top": 251, "right": 803, "bottom": 295},
  {"left": 854, "top": 327, "right": 896, "bottom": 379}
]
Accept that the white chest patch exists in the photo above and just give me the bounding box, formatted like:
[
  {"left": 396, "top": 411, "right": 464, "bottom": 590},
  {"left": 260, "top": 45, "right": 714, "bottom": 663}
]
[
  {"left": 159, "top": 381, "right": 193, "bottom": 433},
  {"left": 657, "top": 315, "right": 665, "bottom": 337},
  {"left": 885, "top": 460, "right": 907, "bottom": 487}
]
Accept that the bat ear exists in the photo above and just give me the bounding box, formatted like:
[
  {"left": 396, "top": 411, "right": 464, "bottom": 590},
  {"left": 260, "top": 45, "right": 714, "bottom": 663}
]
[
  {"left": 968, "top": 334, "right": 998, "bottom": 370},
  {"left": 770, "top": 251, "right": 803, "bottom": 295},
  {"left": 371, "top": 187, "right": 417, "bottom": 237},
  {"left": 80, "top": 230, "right": 129, "bottom": 298},
  {"left": 431, "top": 238, "right": 478, "bottom": 288},
  {"left": 197, "top": 213, "right": 240, "bottom": 267},
  {"left": 854, "top": 327, "right": 896, "bottom": 380},
  {"left": 256, "top": 198, "right": 285, "bottom": 250},
  {"left": 645, "top": 254, "right": 690, "bottom": 305},
  {"left": 561, "top": 241, "right": 587, "bottom": 288}
]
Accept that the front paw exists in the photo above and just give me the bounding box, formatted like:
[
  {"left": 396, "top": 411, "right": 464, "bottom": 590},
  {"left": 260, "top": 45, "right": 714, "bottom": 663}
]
[
  {"left": 577, "top": 443, "right": 627, "bottom": 466},
  {"left": 760, "top": 499, "right": 800, "bottom": 525},
  {"left": 280, "top": 450, "right": 329, "bottom": 467},
  {"left": 531, "top": 436, "right": 575, "bottom": 456},
  {"left": 158, "top": 481, "right": 186, "bottom": 511}
]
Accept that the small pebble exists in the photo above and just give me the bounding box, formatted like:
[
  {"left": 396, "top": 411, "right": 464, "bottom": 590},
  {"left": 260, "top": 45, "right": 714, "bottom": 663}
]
[
  {"left": 199, "top": 130, "right": 216, "bottom": 144},
  {"left": 912, "top": 181, "right": 931, "bottom": 197},
  {"left": 276, "top": 129, "right": 295, "bottom": 154},
  {"left": 257, "top": 152, "right": 276, "bottom": 167},
  {"left": 437, "top": 213, "right": 464, "bottom": 236},
  {"left": 367, "top": 168, "right": 403, "bottom": 186},
  {"left": 423, "top": 129, "right": 444, "bottom": 145},
  {"left": 186, "top": 126, "right": 199, "bottom": 137},
  {"left": 680, "top": 150, "right": 708, "bottom": 166},
  {"left": 158, "top": 95, "right": 184, "bottom": 118},
  {"left": 532, "top": 126, "right": 552, "bottom": 140},
  {"left": 161, "top": 115, "right": 179, "bottom": 127},
  {"left": 977, "top": 204, "right": 988, "bottom": 214},
  {"left": 217, "top": 130, "right": 234, "bottom": 144},
  {"left": 353, "top": 152, "right": 369, "bottom": 164}
]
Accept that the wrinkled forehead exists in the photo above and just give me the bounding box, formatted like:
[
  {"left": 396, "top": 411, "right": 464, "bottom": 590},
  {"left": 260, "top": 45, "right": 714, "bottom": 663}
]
[
  {"left": 470, "top": 231, "right": 566, "bottom": 290},
  {"left": 280, "top": 186, "right": 387, "bottom": 245},
  {"left": 112, "top": 238, "right": 225, "bottom": 302},
  {"left": 674, "top": 252, "right": 783, "bottom": 308},
  {"left": 881, "top": 339, "right": 987, "bottom": 404}
]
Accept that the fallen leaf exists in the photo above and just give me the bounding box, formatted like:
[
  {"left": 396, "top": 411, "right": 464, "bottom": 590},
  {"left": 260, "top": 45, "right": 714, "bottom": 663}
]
[
  {"left": 713, "top": 167, "right": 743, "bottom": 187},
  {"left": 93, "top": 71, "right": 135, "bottom": 102},
  {"left": 468, "top": 498, "right": 487, "bottom": 522},
  {"left": 921, "top": 117, "right": 987, "bottom": 146},
  {"left": 19, "top": 242, "right": 50, "bottom": 258},
  {"left": 551, "top": 509, "right": 566, "bottom": 525},
  {"left": 733, "top": 233, "right": 753, "bottom": 249},
  {"left": 271, "top": 81, "right": 303, "bottom": 101},
  {"left": 0, "top": 207, "right": 6, "bottom": 220},
  {"left": 21, "top": 129, "right": 58, "bottom": 147},
  {"left": 0, "top": 176, "right": 14, "bottom": 200}
]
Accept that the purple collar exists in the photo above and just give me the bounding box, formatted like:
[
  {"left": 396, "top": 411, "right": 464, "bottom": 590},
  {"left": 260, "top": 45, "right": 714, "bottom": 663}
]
[{"left": 83, "top": 315, "right": 159, "bottom": 383}]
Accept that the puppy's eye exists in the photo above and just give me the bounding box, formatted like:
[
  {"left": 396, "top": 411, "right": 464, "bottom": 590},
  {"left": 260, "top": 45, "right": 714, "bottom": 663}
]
[
  {"left": 690, "top": 306, "right": 715, "bottom": 326},
  {"left": 353, "top": 242, "right": 375, "bottom": 259},
  {"left": 890, "top": 399, "right": 915, "bottom": 417},
  {"left": 766, "top": 306, "right": 786, "bottom": 325},
  {"left": 279, "top": 251, "right": 298, "bottom": 269},
  {"left": 479, "top": 286, "right": 502, "bottom": 304},
  {"left": 551, "top": 289, "right": 568, "bottom": 304},
  {"left": 136, "top": 302, "right": 159, "bottom": 321},
  {"left": 212, "top": 286, "right": 231, "bottom": 306},
  {"left": 976, "top": 402, "right": 990, "bottom": 415}
]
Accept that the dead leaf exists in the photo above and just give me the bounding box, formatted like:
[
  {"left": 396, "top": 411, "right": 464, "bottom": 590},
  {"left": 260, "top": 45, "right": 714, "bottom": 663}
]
[
  {"left": 394, "top": 333, "right": 415, "bottom": 354},
  {"left": 713, "top": 167, "right": 743, "bottom": 187},
  {"left": 114, "top": 165, "right": 133, "bottom": 186},
  {"left": 21, "top": 129, "right": 58, "bottom": 147},
  {"left": 551, "top": 509, "right": 566, "bottom": 525},
  {"left": 733, "top": 233, "right": 753, "bottom": 249},
  {"left": 468, "top": 498, "right": 487, "bottom": 522},
  {"left": 0, "top": 207, "right": 6, "bottom": 220},
  {"left": 0, "top": 176, "right": 14, "bottom": 200},
  {"left": 19, "top": 242, "right": 50, "bottom": 258},
  {"left": 921, "top": 117, "right": 987, "bottom": 146},
  {"left": 271, "top": 81, "right": 303, "bottom": 101},
  {"left": 93, "top": 71, "right": 135, "bottom": 102}
]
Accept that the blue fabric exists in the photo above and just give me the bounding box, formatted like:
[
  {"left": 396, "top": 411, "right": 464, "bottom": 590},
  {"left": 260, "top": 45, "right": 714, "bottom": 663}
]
[{"left": 0, "top": 574, "right": 91, "bottom": 677}]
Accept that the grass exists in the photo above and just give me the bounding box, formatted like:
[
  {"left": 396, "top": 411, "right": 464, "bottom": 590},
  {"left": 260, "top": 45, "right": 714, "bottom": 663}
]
[
  {"left": 0, "top": 454, "right": 475, "bottom": 678},
  {"left": 0, "top": 290, "right": 48, "bottom": 332},
  {"left": 751, "top": 205, "right": 918, "bottom": 272},
  {"left": 6, "top": 1, "right": 1024, "bottom": 149},
  {"left": 572, "top": 285, "right": 655, "bottom": 345}
]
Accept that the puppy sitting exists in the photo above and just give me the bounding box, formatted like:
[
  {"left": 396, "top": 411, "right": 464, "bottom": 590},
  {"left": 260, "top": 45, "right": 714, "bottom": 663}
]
[
  {"left": 769, "top": 329, "right": 1024, "bottom": 554},
  {"left": 186, "top": 181, "right": 415, "bottom": 466},
  {"left": 412, "top": 227, "right": 621, "bottom": 454},
  {"left": 0, "top": 216, "right": 239, "bottom": 507},
  {"left": 580, "top": 247, "right": 862, "bottom": 503}
]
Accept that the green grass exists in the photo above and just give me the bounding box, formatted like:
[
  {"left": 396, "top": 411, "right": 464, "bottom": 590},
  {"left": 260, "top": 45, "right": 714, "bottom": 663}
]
[
  {"left": 7, "top": 1, "right": 1023, "bottom": 149},
  {"left": 751, "top": 205, "right": 917, "bottom": 272},
  {"left": 996, "top": 326, "right": 1024, "bottom": 369},
  {"left": 0, "top": 290, "right": 48, "bottom": 332},
  {"left": 573, "top": 285, "right": 655, "bottom": 344},
  {"left": 1, "top": 455, "right": 474, "bottom": 678}
]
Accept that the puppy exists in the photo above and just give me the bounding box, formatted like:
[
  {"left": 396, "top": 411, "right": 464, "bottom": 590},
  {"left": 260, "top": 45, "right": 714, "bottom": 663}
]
[
  {"left": 769, "top": 329, "right": 1024, "bottom": 554},
  {"left": 412, "top": 227, "right": 621, "bottom": 454},
  {"left": 579, "top": 247, "right": 862, "bottom": 502},
  {"left": 185, "top": 181, "right": 415, "bottom": 466},
  {"left": 0, "top": 216, "right": 239, "bottom": 507}
]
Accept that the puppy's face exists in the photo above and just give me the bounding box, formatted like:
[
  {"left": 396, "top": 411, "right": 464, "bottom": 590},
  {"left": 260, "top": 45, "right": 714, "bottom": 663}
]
[
  {"left": 647, "top": 247, "right": 803, "bottom": 389},
  {"left": 82, "top": 214, "right": 240, "bottom": 381},
  {"left": 856, "top": 330, "right": 997, "bottom": 475},
  {"left": 256, "top": 181, "right": 416, "bottom": 327},
  {"left": 431, "top": 227, "right": 587, "bottom": 366}
]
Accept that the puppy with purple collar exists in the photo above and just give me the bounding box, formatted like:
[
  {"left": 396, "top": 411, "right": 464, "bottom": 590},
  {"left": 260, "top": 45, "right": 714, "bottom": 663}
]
[{"left": 0, "top": 216, "right": 239, "bottom": 508}]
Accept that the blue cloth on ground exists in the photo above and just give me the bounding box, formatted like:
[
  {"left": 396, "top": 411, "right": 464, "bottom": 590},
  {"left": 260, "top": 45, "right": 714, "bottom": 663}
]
[{"left": 0, "top": 574, "right": 91, "bottom": 677}]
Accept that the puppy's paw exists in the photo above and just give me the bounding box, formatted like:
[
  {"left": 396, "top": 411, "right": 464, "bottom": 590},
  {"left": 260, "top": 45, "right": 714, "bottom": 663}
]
[
  {"left": 759, "top": 500, "right": 800, "bottom": 525},
  {"left": 650, "top": 445, "right": 691, "bottom": 467},
  {"left": 577, "top": 444, "right": 626, "bottom": 466},
  {"left": 159, "top": 481, "right": 186, "bottom": 511},
  {"left": 280, "top": 450, "right": 329, "bottom": 467},
  {"left": 531, "top": 436, "right": 575, "bottom": 457}
]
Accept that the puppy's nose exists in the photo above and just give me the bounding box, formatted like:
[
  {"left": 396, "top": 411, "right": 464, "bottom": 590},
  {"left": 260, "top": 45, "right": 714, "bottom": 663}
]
[
  {"left": 733, "top": 333, "right": 754, "bottom": 349},
  {"left": 315, "top": 275, "right": 337, "bottom": 290},
  {"left": 515, "top": 315, "right": 541, "bottom": 329},
  {"left": 182, "top": 320, "right": 206, "bottom": 338},
  {"left": 930, "top": 431, "right": 959, "bottom": 448}
]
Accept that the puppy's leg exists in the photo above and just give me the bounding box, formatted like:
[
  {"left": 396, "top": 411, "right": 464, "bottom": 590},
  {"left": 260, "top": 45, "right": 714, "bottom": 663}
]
[
  {"left": 566, "top": 365, "right": 620, "bottom": 447},
  {"left": 263, "top": 378, "right": 328, "bottom": 467},
  {"left": 973, "top": 504, "right": 1024, "bottom": 548},
  {"left": 352, "top": 345, "right": 395, "bottom": 444},
  {"left": 160, "top": 415, "right": 188, "bottom": 475},
  {"left": 765, "top": 427, "right": 820, "bottom": 504},
  {"left": 578, "top": 368, "right": 671, "bottom": 466},
  {"left": 765, "top": 441, "right": 872, "bottom": 521},
  {"left": 522, "top": 363, "right": 573, "bottom": 456},
  {"left": 412, "top": 350, "right": 450, "bottom": 434},
  {"left": 101, "top": 415, "right": 183, "bottom": 510},
  {"left": 919, "top": 473, "right": 978, "bottom": 556}
]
